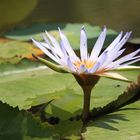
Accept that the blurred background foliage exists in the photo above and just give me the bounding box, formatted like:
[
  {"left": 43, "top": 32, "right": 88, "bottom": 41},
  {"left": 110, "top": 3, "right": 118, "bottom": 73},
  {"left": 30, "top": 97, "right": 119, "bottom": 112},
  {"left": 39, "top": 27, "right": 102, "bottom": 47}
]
[{"left": 0, "top": 0, "right": 140, "bottom": 37}]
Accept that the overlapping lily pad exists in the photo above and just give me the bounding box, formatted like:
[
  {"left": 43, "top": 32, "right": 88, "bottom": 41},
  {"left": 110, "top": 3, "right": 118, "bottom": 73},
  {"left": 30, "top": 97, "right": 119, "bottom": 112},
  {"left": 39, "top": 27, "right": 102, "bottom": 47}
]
[
  {"left": 0, "top": 69, "right": 139, "bottom": 140},
  {"left": 4, "top": 23, "right": 117, "bottom": 50}
]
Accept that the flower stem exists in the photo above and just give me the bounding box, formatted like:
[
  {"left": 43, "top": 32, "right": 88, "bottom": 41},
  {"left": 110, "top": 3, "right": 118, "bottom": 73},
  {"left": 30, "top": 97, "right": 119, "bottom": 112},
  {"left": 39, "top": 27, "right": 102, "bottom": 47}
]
[
  {"left": 82, "top": 86, "right": 92, "bottom": 123},
  {"left": 73, "top": 74, "right": 100, "bottom": 124}
]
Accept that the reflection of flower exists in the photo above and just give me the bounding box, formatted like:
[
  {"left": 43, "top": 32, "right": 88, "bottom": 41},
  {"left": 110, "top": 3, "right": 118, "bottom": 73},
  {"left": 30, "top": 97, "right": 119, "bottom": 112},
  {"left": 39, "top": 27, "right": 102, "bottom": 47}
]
[
  {"left": 32, "top": 26, "right": 140, "bottom": 123},
  {"left": 32, "top": 26, "right": 140, "bottom": 82}
]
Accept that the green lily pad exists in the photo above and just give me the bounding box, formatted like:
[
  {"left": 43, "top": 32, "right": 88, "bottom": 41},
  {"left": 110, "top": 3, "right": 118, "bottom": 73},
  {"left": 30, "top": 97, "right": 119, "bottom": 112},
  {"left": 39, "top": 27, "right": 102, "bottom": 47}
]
[
  {"left": 4, "top": 23, "right": 117, "bottom": 50},
  {"left": 83, "top": 102, "right": 140, "bottom": 140},
  {"left": 0, "top": 60, "right": 139, "bottom": 111},
  {"left": 0, "top": 102, "right": 58, "bottom": 140},
  {"left": 0, "top": 41, "right": 43, "bottom": 64},
  {"left": 0, "top": 67, "right": 74, "bottom": 109},
  {"left": 45, "top": 70, "right": 140, "bottom": 119},
  {"left": 0, "top": 65, "right": 139, "bottom": 140}
]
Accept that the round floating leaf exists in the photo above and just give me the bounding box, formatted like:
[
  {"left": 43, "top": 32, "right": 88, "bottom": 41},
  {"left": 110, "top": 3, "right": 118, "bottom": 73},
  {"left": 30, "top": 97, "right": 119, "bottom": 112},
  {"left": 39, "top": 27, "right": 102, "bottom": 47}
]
[
  {"left": 83, "top": 102, "right": 140, "bottom": 140},
  {"left": 4, "top": 23, "right": 117, "bottom": 50},
  {"left": 0, "top": 41, "right": 43, "bottom": 64},
  {"left": 0, "top": 67, "right": 74, "bottom": 109}
]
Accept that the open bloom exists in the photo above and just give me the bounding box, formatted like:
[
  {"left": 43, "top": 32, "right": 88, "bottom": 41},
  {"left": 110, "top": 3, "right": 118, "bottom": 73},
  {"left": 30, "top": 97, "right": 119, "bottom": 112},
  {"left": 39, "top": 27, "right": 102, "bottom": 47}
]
[{"left": 32, "top": 26, "right": 140, "bottom": 82}]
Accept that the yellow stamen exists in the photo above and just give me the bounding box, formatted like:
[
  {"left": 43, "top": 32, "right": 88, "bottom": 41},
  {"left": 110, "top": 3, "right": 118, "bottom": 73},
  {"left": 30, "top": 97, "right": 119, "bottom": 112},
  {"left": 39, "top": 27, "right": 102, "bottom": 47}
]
[{"left": 73, "top": 60, "right": 96, "bottom": 69}]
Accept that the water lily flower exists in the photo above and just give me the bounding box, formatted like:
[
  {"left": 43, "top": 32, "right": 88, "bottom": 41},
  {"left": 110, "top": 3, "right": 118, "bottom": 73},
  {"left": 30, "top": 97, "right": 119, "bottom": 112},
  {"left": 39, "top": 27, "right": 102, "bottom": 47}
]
[{"left": 32, "top": 26, "right": 140, "bottom": 123}]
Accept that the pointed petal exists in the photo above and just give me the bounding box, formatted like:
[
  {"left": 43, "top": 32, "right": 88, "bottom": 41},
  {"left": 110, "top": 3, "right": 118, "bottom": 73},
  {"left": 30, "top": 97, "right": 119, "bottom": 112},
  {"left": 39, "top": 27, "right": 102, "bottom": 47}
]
[
  {"left": 100, "top": 32, "right": 132, "bottom": 67},
  {"left": 42, "top": 34, "right": 63, "bottom": 59},
  {"left": 32, "top": 38, "right": 60, "bottom": 64},
  {"left": 114, "top": 48, "right": 140, "bottom": 65},
  {"left": 42, "top": 34, "right": 52, "bottom": 47},
  {"left": 107, "top": 32, "right": 131, "bottom": 58},
  {"left": 107, "top": 32, "right": 131, "bottom": 54},
  {"left": 40, "top": 42, "right": 63, "bottom": 60},
  {"left": 58, "top": 28, "right": 79, "bottom": 61},
  {"left": 45, "top": 31, "right": 63, "bottom": 57},
  {"left": 60, "top": 40, "right": 67, "bottom": 58},
  {"left": 98, "top": 50, "right": 108, "bottom": 66},
  {"left": 101, "top": 48, "right": 126, "bottom": 68},
  {"left": 115, "top": 65, "right": 140, "bottom": 71},
  {"left": 67, "top": 57, "right": 76, "bottom": 72},
  {"left": 89, "top": 27, "right": 107, "bottom": 60},
  {"left": 96, "top": 72, "right": 131, "bottom": 82},
  {"left": 32, "top": 54, "right": 68, "bottom": 73},
  {"left": 122, "top": 57, "right": 140, "bottom": 66},
  {"left": 80, "top": 26, "right": 88, "bottom": 61},
  {"left": 92, "top": 50, "right": 108, "bottom": 71},
  {"left": 40, "top": 42, "right": 50, "bottom": 49},
  {"left": 106, "top": 31, "right": 123, "bottom": 52}
]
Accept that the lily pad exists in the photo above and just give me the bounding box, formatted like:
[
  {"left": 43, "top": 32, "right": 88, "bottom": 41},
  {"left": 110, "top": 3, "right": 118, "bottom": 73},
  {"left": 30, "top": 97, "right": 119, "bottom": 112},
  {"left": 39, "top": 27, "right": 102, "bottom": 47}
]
[
  {"left": 4, "top": 23, "right": 117, "bottom": 50},
  {"left": 0, "top": 66, "right": 139, "bottom": 140},
  {"left": 0, "top": 60, "right": 139, "bottom": 111},
  {"left": 0, "top": 41, "right": 43, "bottom": 64},
  {"left": 83, "top": 102, "right": 140, "bottom": 140},
  {"left": 0, "top": 102, "right": 58, "bottom": 140}
]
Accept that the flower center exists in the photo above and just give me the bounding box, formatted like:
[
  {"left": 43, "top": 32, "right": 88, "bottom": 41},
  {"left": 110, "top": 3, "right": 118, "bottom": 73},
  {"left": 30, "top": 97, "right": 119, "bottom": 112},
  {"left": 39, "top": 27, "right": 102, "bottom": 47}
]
[{"left": 73, "top": 60, "right": 95, "bottom": 69}]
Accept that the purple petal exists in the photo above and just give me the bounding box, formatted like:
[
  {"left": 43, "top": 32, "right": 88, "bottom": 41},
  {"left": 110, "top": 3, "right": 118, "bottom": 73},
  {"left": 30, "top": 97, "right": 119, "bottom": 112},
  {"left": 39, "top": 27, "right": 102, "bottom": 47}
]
[
  {"left": 80, "top": 26, "right": 88, "bottom": 61},
  {"left": 32, "top": 38, "right": 60, "bottom": 64},
  {"left": 67, "top": 57, "right": 76, "bottom": 72},
  {"left": 45, "top": 31, "right": 63, "bottom": 57},
  {"left": 58, "top": 28, "right": 79, "bottom": 61},
  {"left": 106, "top": 31, "right": 123, "bottom": 52},
  {"left": 89, "top": 62, "right": 101, "bottom": 73},
  {"left": 78, "top": 64, "right": 87, "bottom": 73},
  {"left": 114, "top": 48, "right": 140, "bottom": 65},
  {"left": 121, "top": 57, "right": 140, "bottom": 66},
  {"left": 89, "top": 27, "right": 107, "bottom": 60},
  {"left": 98, "top": 50, "right": 108, "bottom": 66}
]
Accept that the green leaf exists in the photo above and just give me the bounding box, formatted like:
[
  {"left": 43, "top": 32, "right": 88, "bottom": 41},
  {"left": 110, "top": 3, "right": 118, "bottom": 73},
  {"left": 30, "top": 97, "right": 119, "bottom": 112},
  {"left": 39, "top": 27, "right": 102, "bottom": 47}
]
[
  {"left": 83, "top": 102, "right": 140, "bottom": 140},
  {"left": 3, "top": 23, "right": 100, "bottom": 41},
  {"left": 0, "top": 59, "right": 42, "bottom": 74},
  {"left": 54, "top": 119, "right": 82, "bottom": 139},
  {"left": 0, "top": 67, "right": 74, "bottom": 110},
  {"left": 0, "top": 65, "right": 139, "bottom": 139},
  {"left": 90, "top": 75, "right": 140, "bottom": 118},
  {"left": 45, "top": 71, "right": 140, "bottom": 119},
  {"left": 0, "top": 102, "right": 57, "bottom": 140},
  {"left": 0, "top": 41, "right": 42, "bottom": 64},
  {"left": 4, "top": 23, "right": 117, "bottom": 50}
]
